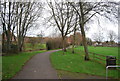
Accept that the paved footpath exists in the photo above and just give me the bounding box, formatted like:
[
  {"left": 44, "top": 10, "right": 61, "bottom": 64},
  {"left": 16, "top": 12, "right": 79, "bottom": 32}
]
[{"left": 13, "top": 50, "right": 61, "bottom": 79}]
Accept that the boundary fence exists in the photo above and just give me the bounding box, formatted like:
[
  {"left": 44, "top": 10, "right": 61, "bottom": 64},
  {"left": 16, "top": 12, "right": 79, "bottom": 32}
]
[{"left": 88, "top": 52, "right": 120, "bottom": 66}]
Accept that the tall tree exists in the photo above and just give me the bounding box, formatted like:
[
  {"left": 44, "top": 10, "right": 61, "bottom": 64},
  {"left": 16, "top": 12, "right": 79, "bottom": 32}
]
[
  {"left": 107, "top": 30, "right": 117, "bottom": 43},
  {"left": 16, "top": 2, "right": 43, "bottom": 52},
  {"left": 1, "top": 2, "right": 17, "bottom": 52},
  {"left": 48, "top": 2, "right": 76, "bottom": 53},
  {"left": 0, "top": 2, "right": 43, "bottom": 52},
  {"left": 71, "top": 1, "right": 118, "bottom": 60},
  {"left": 72, "top": 14, "right": 79, "bottom": 54}
]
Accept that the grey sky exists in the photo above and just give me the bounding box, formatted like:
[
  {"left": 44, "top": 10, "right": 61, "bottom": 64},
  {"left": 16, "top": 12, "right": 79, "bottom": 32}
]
[
  {"left": 26, "top": 1, "right": 118, "bottom": 42},
  {"left": 0, "top": 0, "right": 118, "bottom": 42}
]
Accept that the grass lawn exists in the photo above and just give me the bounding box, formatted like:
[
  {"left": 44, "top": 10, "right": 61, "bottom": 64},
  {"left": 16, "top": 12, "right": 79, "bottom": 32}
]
[
  {"left": 77, "top": 46, "right": 118, "bottom": 58},
  {"left": 2, "top": 50, "right": 46, "bottom": 79},
  {"left": 50, "top": 46, "right": 119, "bottom": 79},
  {"left": 24, "top": 43, "right": 46, "bottom": 51}
]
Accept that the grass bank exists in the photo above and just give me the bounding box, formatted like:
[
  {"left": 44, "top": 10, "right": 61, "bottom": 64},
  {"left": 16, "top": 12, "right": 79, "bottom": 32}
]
[
  {"left": 2, "top": 50, "right": 46, "bottom": 79},
  {"left": 50, "top": 46, "right": 119, "bottom": 78}
]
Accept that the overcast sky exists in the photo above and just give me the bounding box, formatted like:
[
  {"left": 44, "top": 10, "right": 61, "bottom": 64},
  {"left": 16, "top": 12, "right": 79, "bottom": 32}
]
[
  {"left": 0, "top": 0, "right": 118, "bottom": 42},
  {"left": 25, "top": 1, "right": 119, "bottom": 42}
]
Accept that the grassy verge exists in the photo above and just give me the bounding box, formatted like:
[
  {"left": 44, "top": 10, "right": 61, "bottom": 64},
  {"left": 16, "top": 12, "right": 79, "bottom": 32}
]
[
  {"left": 2, "top": 50, "right": 46, "bottom": 79},
  {"left": 50, "top": 46, "right": 119, "bottom": 79}
]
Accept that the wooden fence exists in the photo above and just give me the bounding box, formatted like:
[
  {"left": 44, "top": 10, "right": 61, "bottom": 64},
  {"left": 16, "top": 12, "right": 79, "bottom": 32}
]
[{"left": 88, "top": 52, "right": 120, "bottom": 66}]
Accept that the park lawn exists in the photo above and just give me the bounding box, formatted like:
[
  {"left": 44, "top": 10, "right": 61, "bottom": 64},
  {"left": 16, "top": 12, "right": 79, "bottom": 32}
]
[
  {"left": 50, "top": 46, "right": 119, "bottom": 78},
  {"left": 76, "top": 46, "right": 119, "bottom": 65},
  {"left": 76, "top": 46, "right": 118, "bottom": 58},
  {"left": 2, "top": 50, "right": 46, "bottom": 79},
  {"left": 24, "top": 43, "right": 46, "bottom": 51}
]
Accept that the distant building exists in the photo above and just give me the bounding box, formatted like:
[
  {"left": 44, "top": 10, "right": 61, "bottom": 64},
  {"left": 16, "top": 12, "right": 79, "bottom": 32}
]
[
  {"left": 66, "top": 32, "right": 83, "bottom": 45},
  {"left": 66, "top": 36, "right": 72, "bottom": 45},
  {"left": 93, "top": 42, "right": 98, "bottom": 46},
  {"left": 93, "top": 41, "right": 118, "bottom": 47}
]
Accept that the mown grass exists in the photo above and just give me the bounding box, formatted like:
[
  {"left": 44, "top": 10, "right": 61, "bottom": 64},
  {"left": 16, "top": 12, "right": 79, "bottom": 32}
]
[
  {"left": 77, "top": 46, "right": 118, "bottom": 58},
  {"left": 2, "top": 50, "right": 46, "bottom": 79},
  {"left": 76, "top": 46, "right": 119, "bottom": 66},
  {"left": 50, "top": 46, "right": 119, "bottom": 78}
]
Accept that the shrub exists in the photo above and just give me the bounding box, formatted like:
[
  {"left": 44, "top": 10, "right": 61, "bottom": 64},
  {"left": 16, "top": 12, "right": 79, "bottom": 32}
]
[
  {"left": 46, "top": 38, "right": 63, "bottom": 50},
  {"left": 2, "top": 43, "right": 18, "bottom": 55}
]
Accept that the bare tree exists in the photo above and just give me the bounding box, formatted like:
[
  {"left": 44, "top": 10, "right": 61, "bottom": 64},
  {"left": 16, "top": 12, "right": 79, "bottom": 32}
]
[
  {"left": 86, "top": 37, "right": 92, "bottom": 46},
  {"left": 92, "top": 32, "right": 104, "bottom": 43},
  {"left": 16, "top": 2, "right": 43, "bottom": 52},
  {"left": 70, "top": 1, "right": 118, "bottom": 60},
  {"left": 0, "top": 2, "right": 43, "bottom": 52},
  {"left": 48, "top": 2, "right": 76, "bottom": 53},
  {"left": 107, "top": 30, "right": 117, "bottom": 43},
  {"left": 1, "top": 2, "right": 17, "bottom": 53},
  {"left": 72, "top": 14, "right": 79, "bottom": 54}
]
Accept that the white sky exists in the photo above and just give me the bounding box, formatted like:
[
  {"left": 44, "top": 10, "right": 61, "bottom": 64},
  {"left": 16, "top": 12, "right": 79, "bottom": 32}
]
[
  {"left": 0, "top": 1, "right": 119, "bottom": 44},
  {"left": 26, "top": 1, "right": 119, "bottom": 42},
  {"left": 86, "top": 15, "right": 118, "bottom": 41}
]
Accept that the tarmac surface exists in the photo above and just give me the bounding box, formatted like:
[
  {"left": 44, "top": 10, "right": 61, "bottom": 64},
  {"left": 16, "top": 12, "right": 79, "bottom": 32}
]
[{"left": 13, "top": 50, "right": 61, "bottom": 79}]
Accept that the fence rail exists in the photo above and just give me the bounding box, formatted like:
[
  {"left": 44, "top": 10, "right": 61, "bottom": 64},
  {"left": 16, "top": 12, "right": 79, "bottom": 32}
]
[
  {"left": 89, "top": 52, "right": 106, "bottom": 57},
  {"left": 92, "top": 55, "right": 106, "bottom": 61},
  {"left": 88, "top": 52, "right": 119, "bottom": 66},
  {"left": 78, "top": 49, "right": 119, "bottom": 66}
]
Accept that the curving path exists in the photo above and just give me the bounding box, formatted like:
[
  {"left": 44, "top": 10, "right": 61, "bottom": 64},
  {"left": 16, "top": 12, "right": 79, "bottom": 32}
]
[
  {"left": 13, "top": 49, "right": 107, "bottom": 80},
  {"left": 13, "top": 50, "right": 61, "bottom": 79}
]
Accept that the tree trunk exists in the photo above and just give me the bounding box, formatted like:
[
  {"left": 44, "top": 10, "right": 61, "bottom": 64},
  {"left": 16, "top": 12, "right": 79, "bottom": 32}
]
[
  {"left": 18, "top": 35, "right": 23, "bottom": 52},
  {"left": 80, "top": 2, "right": 89, "bottom": 61},
  {"left": 72, "top": 43, "right": 75, "bottom": 54},
  {"left": 72, "top": 30, "right": 76, "bottom": 54},
  {"left": 6, "top": 30, "right": 11, "bottom": 53},
  {"left": 6, "top": 2, "right": 12, "bottom": 53},
  {"left": 18, "top": 37, "right": 21, "bottom": 52},
  {"left": 18, "top": 41, "right": 23, "bottom": 52},
  {"left": 2, "top": 33, "right": 5, "bottom": 52},
  {"left": 62, "top": 37, "right": 66, "bottom": 53},
  {"left": 80, "top": 24, "right": 89, "bottom": 61}
]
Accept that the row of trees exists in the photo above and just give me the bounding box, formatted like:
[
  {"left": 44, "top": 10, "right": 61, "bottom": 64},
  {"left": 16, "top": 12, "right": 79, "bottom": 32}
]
[
  {"left": 92, "top": 30, "right": 118, "bottom": 43},
  {"left": 47, "top": 1, "right": 118, "bottom": 60},
  {"left": 0, "top": 1, "right": 118, "bottom": 60},
  {"left": 1, "top": 2, "right": 43, "bottom": 53}
]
